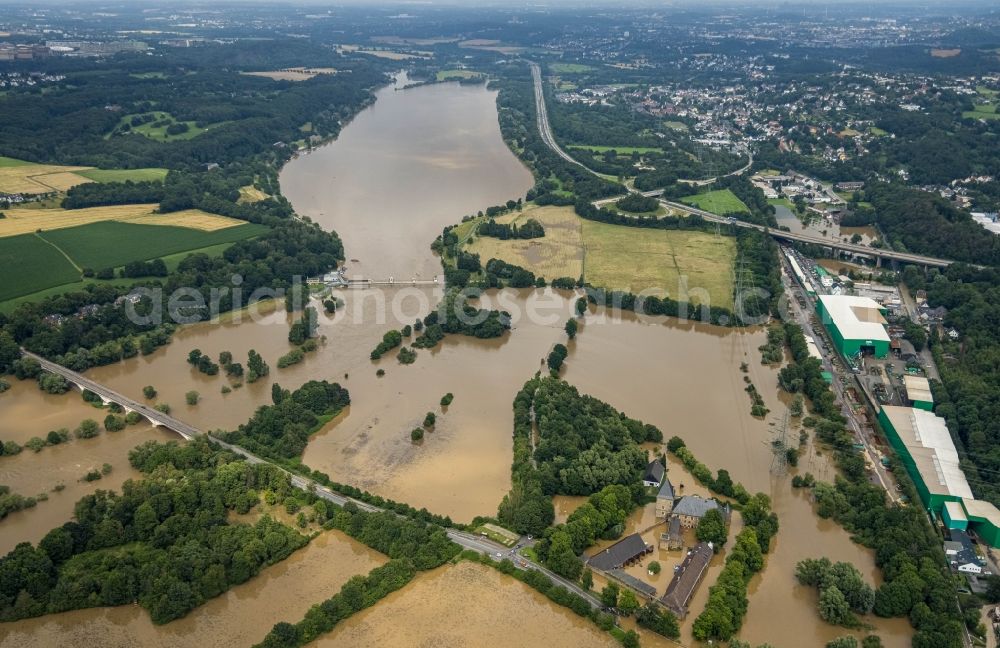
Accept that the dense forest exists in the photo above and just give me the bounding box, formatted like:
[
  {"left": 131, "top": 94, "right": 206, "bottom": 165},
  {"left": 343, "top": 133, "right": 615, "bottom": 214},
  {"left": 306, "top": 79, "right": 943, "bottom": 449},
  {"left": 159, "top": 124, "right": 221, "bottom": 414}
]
[
  {"left": 901, "top": 264, "right": 1000, "bottom": 509},
  {"left": 0, "top": 43, "right": 388, "bottom": 170},
  {"left": 497, "top": 376, "right": 660, "bottom": 537},
  {"left": 221, "top": 380, "right": 350, "bottom": 460},
  {"left": 0, "top": 438, "right": 308, "bottom": 624}
]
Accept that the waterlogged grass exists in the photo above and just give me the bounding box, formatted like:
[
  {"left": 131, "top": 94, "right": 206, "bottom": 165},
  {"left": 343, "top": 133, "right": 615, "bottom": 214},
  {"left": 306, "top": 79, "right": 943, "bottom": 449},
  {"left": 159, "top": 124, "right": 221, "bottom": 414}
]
[
  {"left": 38, "top": 220, "right": 267, "bottom": 270},
  {"left": 679, "top": 188, "right": 750, "bottom": 215},
  {"left": 460, "top": 204, "right": 736, "bottom": 308},
  {"left": 583, "top": 220, "right": 736, "bottom": 309}
]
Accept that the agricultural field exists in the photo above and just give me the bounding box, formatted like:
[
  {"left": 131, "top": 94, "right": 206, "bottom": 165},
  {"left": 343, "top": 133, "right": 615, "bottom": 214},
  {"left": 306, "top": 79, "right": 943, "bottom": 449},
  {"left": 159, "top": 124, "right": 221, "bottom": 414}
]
[
  {"left": 963, "top": 86, "right": 1000, "bottom": 120},
  {"left": 242, "top": 68, "right": 338, "bottom": 82},
  {"left": 38, "top": 220, "right": 267, "bottom": 271},
  {"left": 679, "top": 189, "right": 750, "bottom": 215},
  {"left": 465, "top": 205, "right": 584, "bottom": 281},
  {"left": 0, "top": 234, "right": 81, "bottom": 302},
  {"left": 0, "top": 204, "right": 244, "bottom": 238},
  {"left": 435, "top": 69, "right": 481, "bottom": 81},
  {"left": 0, "top": 157, "right": 167, "bottom": 194},
  {"left": 0, "top": 158, "right": 93, "bottom": 194},
  {"left": 461, "top": 204, "right": 736, "bottom": 308},
  {"left": 0, "top": 205, "right": 266, "bottom": 304},
  {"left": 548, "top": 62, "right": 595, "bottom": 74},
  {"left": 582, "top": 221, "right": 736, "bottom": 309},
  {"left": 963, "top": 102, "right": 1000, "bottom": 120}
]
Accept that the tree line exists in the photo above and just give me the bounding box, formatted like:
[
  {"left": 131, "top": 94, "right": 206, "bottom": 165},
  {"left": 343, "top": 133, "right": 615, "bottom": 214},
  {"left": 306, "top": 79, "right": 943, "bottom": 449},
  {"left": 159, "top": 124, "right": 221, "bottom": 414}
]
[{"left": 0, "top": 438, "right": 307, "bottom": 624}]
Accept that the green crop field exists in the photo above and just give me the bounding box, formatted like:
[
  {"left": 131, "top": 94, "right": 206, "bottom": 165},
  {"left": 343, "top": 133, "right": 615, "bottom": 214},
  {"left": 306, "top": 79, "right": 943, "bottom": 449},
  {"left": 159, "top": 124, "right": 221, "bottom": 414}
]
[
  {"left": 38, "top": 221, "right": 267, "bottom": 271},
  {"left": 679, "top": 189, "right": 750, "bottom": 215},
  {"left": 0, "top": 234, "right": 81, "bottom": 302},
  {"left": 76, "top": 168, "right": 169, "bottom": 183}
]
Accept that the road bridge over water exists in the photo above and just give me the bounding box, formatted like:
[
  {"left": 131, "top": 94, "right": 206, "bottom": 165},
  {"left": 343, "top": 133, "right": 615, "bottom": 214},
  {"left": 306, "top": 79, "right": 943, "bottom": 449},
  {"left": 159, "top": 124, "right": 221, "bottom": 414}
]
[{"left": 22, "top": 350, "right": 607, "bottom": 613}]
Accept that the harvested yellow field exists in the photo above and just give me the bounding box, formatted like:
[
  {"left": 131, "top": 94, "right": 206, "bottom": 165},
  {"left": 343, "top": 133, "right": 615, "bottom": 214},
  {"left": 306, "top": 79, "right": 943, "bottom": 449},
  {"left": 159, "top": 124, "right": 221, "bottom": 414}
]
[
  {"left": 0, "top": 164, "right": 93, "bottom": 194},
  {"left": 0, "top": 204, "right": 243, "bottom": 238},
  {"left": 583, "top": 221, "right": 736, "bottom": 309},
  {"left": 238, "top": 185, "right": 269, "bottom": 204},
  {"left": 466, "top": 205, "right": 584, "bottom": 281}
]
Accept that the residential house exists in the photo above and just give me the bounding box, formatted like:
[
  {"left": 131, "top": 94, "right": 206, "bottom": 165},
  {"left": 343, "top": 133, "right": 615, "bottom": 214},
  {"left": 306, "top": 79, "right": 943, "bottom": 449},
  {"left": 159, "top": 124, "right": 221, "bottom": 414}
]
[
  {"left": 660, "top": 542, "right": 714, "bottom": 618},
  {"left": 945, "top": 530, "right": 984, "bottom": 575},
  {"left": 642, "top": 460, "right": 665, "bottom": 488}
]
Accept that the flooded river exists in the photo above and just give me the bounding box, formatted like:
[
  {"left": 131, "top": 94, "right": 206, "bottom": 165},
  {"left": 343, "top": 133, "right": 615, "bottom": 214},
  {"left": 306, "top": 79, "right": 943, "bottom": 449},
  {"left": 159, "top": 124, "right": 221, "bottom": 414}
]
[
  {"left": 279, "top": 73, "right": 533, "bottom": 280},
  {"left": 0, "top": 68, "right": 915, "bottom": 647}
]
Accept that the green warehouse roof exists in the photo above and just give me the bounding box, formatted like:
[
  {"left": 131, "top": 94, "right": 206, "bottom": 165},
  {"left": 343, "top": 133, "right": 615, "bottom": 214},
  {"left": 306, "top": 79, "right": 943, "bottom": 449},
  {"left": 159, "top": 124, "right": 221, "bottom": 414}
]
[{"left": 880, "top": 406, "right": 973, "bottom": 500}]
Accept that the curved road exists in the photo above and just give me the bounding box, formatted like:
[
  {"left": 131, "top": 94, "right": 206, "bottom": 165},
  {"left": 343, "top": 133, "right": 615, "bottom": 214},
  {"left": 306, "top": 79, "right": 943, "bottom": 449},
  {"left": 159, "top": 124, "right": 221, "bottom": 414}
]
[
  {"left": 24, "top": 349, "right": 605, "bottom": 613},
  {"left": 529, "top": 61, "right": 750, "bottom": 185},
  {"left": 527, "top": 61, "right": 955, "bottom": 269}
]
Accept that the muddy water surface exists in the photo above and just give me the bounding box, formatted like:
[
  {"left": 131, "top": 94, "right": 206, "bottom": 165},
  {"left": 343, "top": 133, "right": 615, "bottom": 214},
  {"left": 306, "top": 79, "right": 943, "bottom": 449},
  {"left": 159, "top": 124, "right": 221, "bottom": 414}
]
[
  {"left": 279, "top": 73, "right": 533, "bottom": 280},
  {"left": 314, "top": 561, "right": 616, "bottom": 648},
  {"left": 87, "top": 288, "right": 576, "bottom": 522},
  {"left": 563, "top": 309, "right": 912, "bottom": 646},
  {"left": 0, "top": 382, "right": 174, "bottom": 554},
  {"left": 0, "top": 530, "right": 386, "bottom": 648}
]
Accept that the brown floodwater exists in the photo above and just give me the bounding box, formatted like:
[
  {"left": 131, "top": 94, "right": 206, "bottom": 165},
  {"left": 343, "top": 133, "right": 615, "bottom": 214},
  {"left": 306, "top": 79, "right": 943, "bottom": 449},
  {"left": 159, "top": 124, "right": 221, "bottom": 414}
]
[
  {"left": 563, "top": 309, "right": 912, "bottom": 646},
  {"left": 313, "top": 561, "right": 620, "bottom": 648},
  {"left": 1, "top": 63, "right": 915, "bottom": 647},
  {"left": 0, "top": 529, "right": 386, "bottom": 648},
  {"left": 0, "top": 381, "right": 174, "bottom": 554},
  {"left": 279, "top": 72, "right": 534, "bottom": 281},
  {"left": 774, "top": 204, "right": 879, "bottom": 246},
  {"left": 86, "top": 287, "right": 576, "bottom": 522}
]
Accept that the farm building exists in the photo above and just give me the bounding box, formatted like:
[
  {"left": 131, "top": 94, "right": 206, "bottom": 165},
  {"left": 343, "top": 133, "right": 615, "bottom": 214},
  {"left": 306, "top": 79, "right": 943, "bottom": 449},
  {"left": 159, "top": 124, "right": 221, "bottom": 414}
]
[
  {"left": 587, "top": 533, "right": 653, "bottom": 571},
  {"left": 660, "top": 542, "right": 714, "bottom": 618},
  {"left": 815, "top": 294, "right": 891, "bottom": 358},
  {"left": 903, "top": 375, "right": 934, "bottom": 410},
  {"left": 879, "top": 405, "right": 1000, "bottom": 548}
]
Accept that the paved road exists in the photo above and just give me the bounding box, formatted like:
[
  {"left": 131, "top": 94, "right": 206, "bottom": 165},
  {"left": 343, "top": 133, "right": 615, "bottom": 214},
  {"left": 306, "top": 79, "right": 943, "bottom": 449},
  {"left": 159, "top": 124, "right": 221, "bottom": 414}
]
[
  {"left": 526, "top": 60, "right": 952, "bottom": 269},
  {"left": 26, "top": 349, "right": 604, "bottom": 610},
  {"left": 529, "top": 61, "right": 594, "bottom": 172},
  {"left": 22, "top": 350, "right": 201, "bottom": 440},
  {"left": 661, "top": 199, "right": 956, "bottom": 268},
  {"left": 777, "top": 260, "right": 899, "bottom": 502}
]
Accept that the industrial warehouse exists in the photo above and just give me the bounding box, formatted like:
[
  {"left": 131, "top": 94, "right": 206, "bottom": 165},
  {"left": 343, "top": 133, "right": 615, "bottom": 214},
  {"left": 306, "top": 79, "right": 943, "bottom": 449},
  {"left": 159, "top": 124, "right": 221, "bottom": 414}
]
[
  {"left": 879, "top": 405, "right": 1000, "bottom": 548},
  {"left": 815, "top": 294, "right": 892, "bottom": 359}
]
